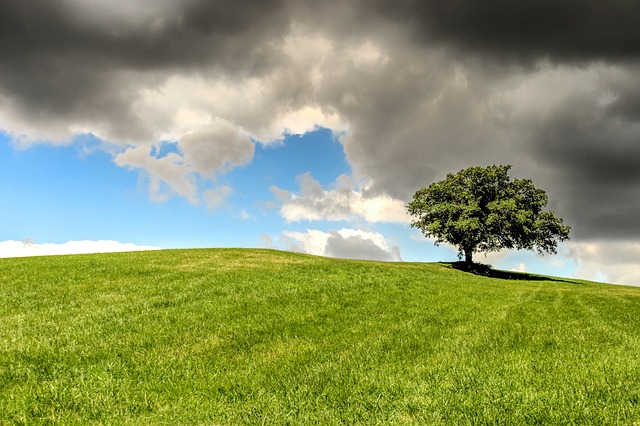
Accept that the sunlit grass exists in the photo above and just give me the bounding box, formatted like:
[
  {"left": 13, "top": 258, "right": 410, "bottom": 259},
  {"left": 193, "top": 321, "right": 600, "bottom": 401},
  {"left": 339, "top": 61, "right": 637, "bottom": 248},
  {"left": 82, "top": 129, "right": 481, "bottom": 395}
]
[{"left": 2, "top": 249, "right": 640, "bottom": 424}]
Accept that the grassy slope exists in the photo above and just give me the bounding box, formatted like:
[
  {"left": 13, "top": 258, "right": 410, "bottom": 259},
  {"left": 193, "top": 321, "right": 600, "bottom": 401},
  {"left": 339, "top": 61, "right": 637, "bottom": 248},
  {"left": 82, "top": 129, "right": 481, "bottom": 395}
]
[{"left": 1, "top": 248, "right": 640, "bottom": 424}]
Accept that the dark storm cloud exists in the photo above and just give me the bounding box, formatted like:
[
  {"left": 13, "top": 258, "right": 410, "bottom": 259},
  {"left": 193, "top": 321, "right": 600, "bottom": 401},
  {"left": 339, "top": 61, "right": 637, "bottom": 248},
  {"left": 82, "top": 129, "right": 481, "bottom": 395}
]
[
  {"left": 317, "top": 0, "right": 640, "bottom": 243},
  {"left": 526, "top": 104, "right": 640, "bottom": 239},
  {"left": 0, "top": 0, "right": 288, "bottom": 138},
  {"left": 0, "top": 0, "right": 288, "bottom": 68},
  {"left": 372, "top": 0, "right": 640, "bottom": 64},
  {"left": 478, "top": 63, "right": 640, "bottom": 241}
]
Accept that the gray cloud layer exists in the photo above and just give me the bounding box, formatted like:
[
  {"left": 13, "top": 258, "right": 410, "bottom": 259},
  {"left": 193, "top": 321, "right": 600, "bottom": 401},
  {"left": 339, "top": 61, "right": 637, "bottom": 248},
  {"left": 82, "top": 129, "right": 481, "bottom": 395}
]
[{"left": 1, "top": 0, "right": 640, "bottom": 248}]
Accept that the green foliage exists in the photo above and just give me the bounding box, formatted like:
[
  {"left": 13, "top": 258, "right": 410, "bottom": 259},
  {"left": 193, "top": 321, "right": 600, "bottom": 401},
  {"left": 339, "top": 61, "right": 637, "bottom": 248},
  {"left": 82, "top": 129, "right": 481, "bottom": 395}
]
[
  {"left": 2, "top": 249, "right": 640, "bottom": 424},
  {"left": 407, "top": 165, "right": 571, "bottom": 263}
]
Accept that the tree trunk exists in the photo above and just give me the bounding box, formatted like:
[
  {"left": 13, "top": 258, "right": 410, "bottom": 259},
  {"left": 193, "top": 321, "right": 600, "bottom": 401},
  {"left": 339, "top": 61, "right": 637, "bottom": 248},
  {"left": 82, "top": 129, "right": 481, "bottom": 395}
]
[{"left": 464, "top": 249, "right": 473, "bottom": 265}]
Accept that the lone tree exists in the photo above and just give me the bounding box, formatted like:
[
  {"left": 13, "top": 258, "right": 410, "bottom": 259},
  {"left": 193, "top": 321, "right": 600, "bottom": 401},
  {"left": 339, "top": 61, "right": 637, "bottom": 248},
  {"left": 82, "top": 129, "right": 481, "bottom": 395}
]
[{"left": 407, "top": 165, "right": 571, "bottom": 265}]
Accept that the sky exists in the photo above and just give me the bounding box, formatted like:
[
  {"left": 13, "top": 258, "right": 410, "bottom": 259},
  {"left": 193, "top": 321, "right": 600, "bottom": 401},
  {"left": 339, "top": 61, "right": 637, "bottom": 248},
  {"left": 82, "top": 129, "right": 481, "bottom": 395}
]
[{"left": 1, "top": 0, "right": 640, "bottom": 285}]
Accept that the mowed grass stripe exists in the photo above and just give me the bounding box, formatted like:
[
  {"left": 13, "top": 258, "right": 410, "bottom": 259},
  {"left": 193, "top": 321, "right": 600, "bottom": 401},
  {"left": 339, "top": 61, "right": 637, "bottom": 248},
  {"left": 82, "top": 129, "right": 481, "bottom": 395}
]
[{"left": 1, "top": 248, "right": 640, "bottom": 424}]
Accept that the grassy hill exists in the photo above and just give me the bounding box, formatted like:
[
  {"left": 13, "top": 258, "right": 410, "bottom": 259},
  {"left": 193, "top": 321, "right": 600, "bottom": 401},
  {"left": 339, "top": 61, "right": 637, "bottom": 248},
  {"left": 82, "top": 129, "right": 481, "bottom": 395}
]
[{"left": 2, "top": 249, "right": 640, "bottom": 424}]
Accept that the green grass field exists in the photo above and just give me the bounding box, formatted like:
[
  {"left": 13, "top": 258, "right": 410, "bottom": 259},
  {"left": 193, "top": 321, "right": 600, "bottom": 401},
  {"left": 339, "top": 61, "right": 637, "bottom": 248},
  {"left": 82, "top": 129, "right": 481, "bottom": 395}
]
[{"left": 2, "top": 249, "right": 640, "bottom": 424}]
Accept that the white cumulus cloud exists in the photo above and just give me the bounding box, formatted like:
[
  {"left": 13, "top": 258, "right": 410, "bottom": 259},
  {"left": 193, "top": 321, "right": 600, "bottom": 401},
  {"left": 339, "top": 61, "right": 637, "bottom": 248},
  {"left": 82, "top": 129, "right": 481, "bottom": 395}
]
[
  {"left": 114, "top": 145, "right": 199, "bottom": 203},
  {"left": 0, "top": 240, "right": 160, "bottom": 258},
  {"left": 271, "top": 173, "right": 410, "bottom": 224},
  {"left": 113, "top": 118, "right": 252, "bottom": 206}
]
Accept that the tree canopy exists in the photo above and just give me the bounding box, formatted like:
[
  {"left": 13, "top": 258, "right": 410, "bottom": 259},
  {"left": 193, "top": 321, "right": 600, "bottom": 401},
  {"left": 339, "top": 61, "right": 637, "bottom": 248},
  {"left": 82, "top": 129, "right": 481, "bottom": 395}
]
[{"left": 407, "top": 165, "right": 571, "bottom": 265}]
